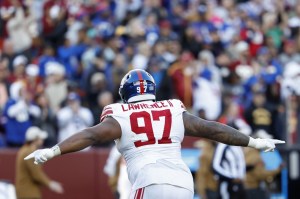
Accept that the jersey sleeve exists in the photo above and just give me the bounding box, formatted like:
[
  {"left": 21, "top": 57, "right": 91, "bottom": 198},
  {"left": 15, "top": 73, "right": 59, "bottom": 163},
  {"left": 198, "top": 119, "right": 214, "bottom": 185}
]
[{"left": 100, "top": 105, "right": 114, "bottom": 122}]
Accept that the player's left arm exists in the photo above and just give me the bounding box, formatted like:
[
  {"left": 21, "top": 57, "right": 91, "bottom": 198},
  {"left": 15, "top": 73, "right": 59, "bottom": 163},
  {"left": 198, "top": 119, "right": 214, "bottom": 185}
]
[
  {"left": 24, "top": 117, "right": 121, "bottom": 164},
  {"left": 182, "top": 111, "right": 285, "bottom": 151}
]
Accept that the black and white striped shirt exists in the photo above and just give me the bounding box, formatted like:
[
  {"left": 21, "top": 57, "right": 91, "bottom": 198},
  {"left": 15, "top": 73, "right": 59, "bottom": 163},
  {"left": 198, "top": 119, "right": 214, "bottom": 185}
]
[{"left": 212, "top": 143, "right": 246, "bottom": 181}]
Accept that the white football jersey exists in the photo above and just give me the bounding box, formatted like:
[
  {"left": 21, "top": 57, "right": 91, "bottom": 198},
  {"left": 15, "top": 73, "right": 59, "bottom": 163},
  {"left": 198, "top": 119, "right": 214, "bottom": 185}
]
[{"left": 100, "top": 99, "right": 194, "bottom": 192}]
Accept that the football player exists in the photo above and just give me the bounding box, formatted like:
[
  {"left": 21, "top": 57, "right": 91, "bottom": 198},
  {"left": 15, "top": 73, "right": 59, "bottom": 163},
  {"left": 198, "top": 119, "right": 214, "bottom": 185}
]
[{"left": 25, "top": 69, "right": 285, "bottom": 199}]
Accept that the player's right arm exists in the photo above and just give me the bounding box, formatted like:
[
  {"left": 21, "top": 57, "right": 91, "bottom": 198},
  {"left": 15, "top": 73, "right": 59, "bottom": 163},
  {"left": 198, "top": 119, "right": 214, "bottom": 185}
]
[
  {"left": 57, "top": 117, "right": 121, "bottom": 155},
  {"left": 182, "top": 112, "right": 285, "bottom": 151},
  {"left": 24, "top": 117, "right": 121, "bottom": 164}
]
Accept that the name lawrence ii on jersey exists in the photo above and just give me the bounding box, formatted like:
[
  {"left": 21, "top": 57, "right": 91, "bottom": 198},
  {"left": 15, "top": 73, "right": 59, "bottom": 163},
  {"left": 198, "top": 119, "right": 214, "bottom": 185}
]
[{"left": 121, "top": 100, "right": 174, "bottom": 112}]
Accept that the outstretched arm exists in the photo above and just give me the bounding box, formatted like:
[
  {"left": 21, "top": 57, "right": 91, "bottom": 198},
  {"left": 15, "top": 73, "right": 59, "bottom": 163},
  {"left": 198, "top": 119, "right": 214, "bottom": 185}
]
[
  {"left": 25, "top": 117, "right": 121, "bottom": 164},
  {"left": 58, "top": 117, "right": 121, "bottom": 154},
  {"left": 183, "top": 112, "right": 285, "bottom": 150},
  {"left": 183, "top": 112, "right": 249, "bottom": 146}
]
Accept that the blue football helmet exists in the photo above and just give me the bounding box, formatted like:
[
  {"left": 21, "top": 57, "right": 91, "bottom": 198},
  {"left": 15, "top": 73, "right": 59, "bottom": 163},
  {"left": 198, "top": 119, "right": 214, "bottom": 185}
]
[{"left": 119, "top": 69, "right": 156, "bottom": 103}]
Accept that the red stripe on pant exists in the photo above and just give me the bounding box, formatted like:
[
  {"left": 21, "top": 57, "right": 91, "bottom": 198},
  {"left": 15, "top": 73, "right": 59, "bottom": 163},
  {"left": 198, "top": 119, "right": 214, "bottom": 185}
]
[
  {"left": 140, "top": 188, "right": 144, "bottom": 199},
  {"left": 134, "top": 188, "right": 144, "bottom": 199}
]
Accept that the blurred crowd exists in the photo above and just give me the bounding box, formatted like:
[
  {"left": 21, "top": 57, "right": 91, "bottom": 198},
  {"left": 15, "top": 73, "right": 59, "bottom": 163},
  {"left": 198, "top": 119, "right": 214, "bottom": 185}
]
[{"left": 1, "top": 0, "right": 300, "bottom": 148}]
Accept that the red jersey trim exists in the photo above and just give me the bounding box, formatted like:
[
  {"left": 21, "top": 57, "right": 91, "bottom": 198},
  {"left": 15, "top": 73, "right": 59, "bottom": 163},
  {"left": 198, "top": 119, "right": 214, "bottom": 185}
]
[{"left": 100, "top": 109, "right": 113, "bottom": 122}]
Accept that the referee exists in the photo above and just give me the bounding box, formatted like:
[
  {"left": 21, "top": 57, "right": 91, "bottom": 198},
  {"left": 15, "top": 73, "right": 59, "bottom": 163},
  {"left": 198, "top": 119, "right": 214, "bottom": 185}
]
[{"left": 212, "top": 143, "right": 246, "bottom": 199}]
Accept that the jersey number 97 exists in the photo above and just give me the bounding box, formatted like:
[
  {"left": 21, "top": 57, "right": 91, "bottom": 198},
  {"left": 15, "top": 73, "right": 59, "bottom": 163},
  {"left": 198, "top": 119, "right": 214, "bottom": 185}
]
[{"left": 130, "top": 109, "right": 172, "bottom": 147}]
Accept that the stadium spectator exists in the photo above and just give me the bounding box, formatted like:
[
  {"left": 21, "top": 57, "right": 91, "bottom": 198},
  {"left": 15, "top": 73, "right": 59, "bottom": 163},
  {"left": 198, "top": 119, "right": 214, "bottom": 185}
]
[
  {"left": 140, "top": 0, "right": 167, "bottom": 21},
  {"left": 24, "top": 64, "right": 44, "bottom": 97},
  {"left": 228, "top": 40, "right": 252, "bottom": 74},
  {"left": 57, "top": 92, "right": 93, "bottom": 142},
  {"left": 147, "top": 56, "right": 172, "bottom": 101},
  {"left": 15, "top": 126, "right": 63, "bottom": 199},
  {"left": 1, "top": 39, "right": 15, "bottom": 72},
  {"left": 34, "top": 92, "right": 57, "bottom": 147},
  {"left": 244, "top": 133, "right": 283, "bottom": 199},
  {"left": 44, "top": 61, "right": 68, "bottom": 113},
  {"left": 131, "top": 42, "right": 152, "bottom": 70},
  {"left": 0, "top": 61, "right": 7, "bottom": 147},
  {"left": 91, "top": 91, "right": 113, "bottom": 126},
  {"left": 262, "top": 12, "right": 284, "bottom": 50},
  {"left": 168, "top": 51, "right": 195, "bottom": 108},
  {"left": 111, "top": 53, "right": 129, "bottom": 100},
  {"left": 188, "top": 2, "right": 214, "bottom": 45},
  {"left": 152, "top": 41, "right": 167, "bottom": 61},
  {"left": 198, "top": 50, "right": 222, "bottom": 85},
  {"left": 83, "top": 48, "right": 109, "bottom": 96},
  {"left": 3, "top": 81, "right": 41, "bottom": 147},
  {"left": 38, "top": 45, "right": 58, "bottom": 78},
  {"left": 42, "top": 1, "right": 68, "bottom": 49},
  {"left": 193, "top": 73, "right": 221, "bottom": 120},
  {"left": 181, "top": 24, "right": 202, "bottom": 58},
  {"left": 276, "top": 93, "right": 300, "bottom": 144},
  {"left": 86, "top": 72, "right": 108, "bottom": 108},
  {"left": 256, "top": 46, "right": 282, "bottom": 85},
  {"left": 240, "top": 18, "right": 264, "bottom": 57},
  {"left": 164, "top": 39, "right": 182, "bottom": 64},
  {"left": 0, "top": 61, "right": 9, "bottom": 110},
  {"left": 102, "top": 36, "right": 121, "bottom": 65},
  {"left": 167, "top": 3, "right": 185, "bottom": 33},
  {"left": 195, "top": 140, "right": 219, "bottom": 199},
  {"left": 244, "top": 91, "right": 275, "bottom": 138},
  {"left": 114, "top": 0, "right": 142, "bottom": 22},
  {"left": 193, "top": 50, "right": 222, "bottom": 120},
  {"left": 219, "top": 102, "right": 252, "bottom": 136},
  {"left": 57, "top": 29, "right": 89, "bottom": 80},
  {"left": 6, "top": 2, "right": 32, "bottom": 54},
  {"left": 281, "top": 61, "right": 300, "bottom": 99},
  {"left": 57, "top": 38, "right": 81, "bottom": 80},
  {"left": 9, "top": 55, "right": 27, "bottom": 83},
  {"left": 279, "top": 40, "right": 300, "bottom": 65},
  {"left": 158, "top": 20, "right": 178, "bottom": 44}
]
